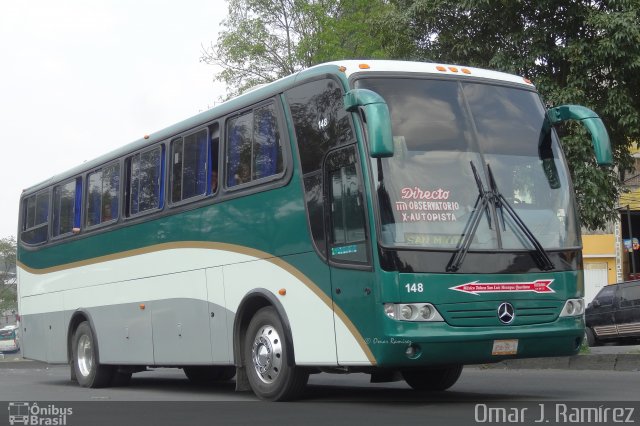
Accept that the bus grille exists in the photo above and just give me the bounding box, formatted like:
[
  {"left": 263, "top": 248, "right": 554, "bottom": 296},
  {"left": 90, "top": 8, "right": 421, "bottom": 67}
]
[{"left": 438, "top": 300, "right": 564, "bottom": 327}]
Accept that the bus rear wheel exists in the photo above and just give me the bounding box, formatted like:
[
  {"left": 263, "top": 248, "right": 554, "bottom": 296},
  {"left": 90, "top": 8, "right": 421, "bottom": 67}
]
[
  {"left": 402, "top": 365, "right": 463, "bottom": 391},
  {"left": 184, "top": 366, "right": 236, "bottom": 384},
  {"left": 243, "top": 306, "right": 308, "bottom": 401},
  {"left": 72, "top": 321, "right": 114, "bottom": 388}
]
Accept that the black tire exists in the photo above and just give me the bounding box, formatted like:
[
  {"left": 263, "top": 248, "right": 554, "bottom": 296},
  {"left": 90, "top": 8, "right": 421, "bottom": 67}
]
[
  {"left": 402, "top": 365, "right": 463, "bottom": 391},
  {"left": 71, "top": 321, "right": 114, "bottom": 388},
  {"left": 243, "top": 306, "right": 308, "bottom": 401},
  {"left": 184, "top": 366, "right": 236, "bottom": 384},
  {"left": 585, "top": 327, "right": 601, "bottom": 347}
]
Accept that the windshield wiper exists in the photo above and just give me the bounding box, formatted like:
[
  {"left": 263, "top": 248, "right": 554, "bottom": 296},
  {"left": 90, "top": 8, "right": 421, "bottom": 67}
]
[
  {"left": 486, "top": 164, "right": 555, "bottom": 271},
  {"left": 446, "top": 162, "right": 555, "bottom": 272},
  {"left": 446, "top": 162, "right": 491, "bottom": 272}
]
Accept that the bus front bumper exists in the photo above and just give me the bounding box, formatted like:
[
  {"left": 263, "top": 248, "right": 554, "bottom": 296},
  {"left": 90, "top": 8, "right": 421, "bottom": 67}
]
[{"left": 371, "top": 316, "right": 584, "bottom": 368}]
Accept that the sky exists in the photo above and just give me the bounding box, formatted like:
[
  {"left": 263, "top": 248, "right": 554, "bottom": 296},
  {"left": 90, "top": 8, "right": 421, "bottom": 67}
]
[{"left": 0, "top": 0, "right": 228, "bottom": 239}]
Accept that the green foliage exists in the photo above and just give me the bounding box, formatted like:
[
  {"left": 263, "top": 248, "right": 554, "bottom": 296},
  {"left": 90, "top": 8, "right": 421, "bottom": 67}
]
[
  {"left": 389, "top": 0, "right": 640, "bottom": 230},
  {"left": 0, "top": 236, "right": 17, "bottom": 312},
  {"left": 202, "top": 0, "right": 399, "bottom": 98}
]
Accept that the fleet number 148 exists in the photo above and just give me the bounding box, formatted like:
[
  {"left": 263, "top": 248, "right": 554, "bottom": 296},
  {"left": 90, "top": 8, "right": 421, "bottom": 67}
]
[{"left": 405, "top": 283, "right": 424, "bottom": 293}]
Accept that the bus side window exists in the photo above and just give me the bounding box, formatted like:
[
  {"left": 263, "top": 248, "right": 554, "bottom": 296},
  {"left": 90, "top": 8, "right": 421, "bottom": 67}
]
[
  {"left": 21, "top": 190, "right": 49, "bottom": 244},
  {"left": 52, "top": 177, "right": 81, "bottom": 238},
  {"left": 226, "top": 103, "right": 283, "bottom": 188},
  {"left": 87, "top": 162, "right": 120, "bottom": 226},
  {"left": 126, "top": 145, "right": 164, "bottom": 216},
  {"left": 170, "top": 129, "right": 208, "bottom": 204},
  {"left": 325, "top": 145, "right": 369, "bottom": 265}
]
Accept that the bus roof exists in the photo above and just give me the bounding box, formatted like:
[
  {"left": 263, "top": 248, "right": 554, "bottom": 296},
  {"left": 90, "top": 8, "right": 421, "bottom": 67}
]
[
  {"left": 22, "top": 60, "right": 534, "bottom": 195},
  {"left": 322, "top": 60, "right": 534, "bottom": 87}
]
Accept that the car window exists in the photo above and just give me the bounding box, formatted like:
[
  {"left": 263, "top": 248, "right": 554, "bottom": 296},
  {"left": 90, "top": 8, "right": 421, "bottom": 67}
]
[
  {"left": 595, "top": 285, "right": 616, "bottom": 306},
  {"left": 619, "top": 282, "right": 640, "bottom": 308}
]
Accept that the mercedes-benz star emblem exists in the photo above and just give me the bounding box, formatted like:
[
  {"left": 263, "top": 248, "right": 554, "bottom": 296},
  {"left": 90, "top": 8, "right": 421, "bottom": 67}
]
[{"left": 497, "top": 302, "right": 515, "bottom": 324}]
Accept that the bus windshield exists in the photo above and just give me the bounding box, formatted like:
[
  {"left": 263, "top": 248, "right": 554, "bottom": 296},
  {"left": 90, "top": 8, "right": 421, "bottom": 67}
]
[{"left": 356, "top": 77, "right": 578, "bottom": 251}]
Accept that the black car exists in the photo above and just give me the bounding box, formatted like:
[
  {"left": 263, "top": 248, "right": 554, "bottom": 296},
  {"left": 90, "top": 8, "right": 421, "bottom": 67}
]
[{"left": 585, "top": 280, "right": 640, "bottom": 346}]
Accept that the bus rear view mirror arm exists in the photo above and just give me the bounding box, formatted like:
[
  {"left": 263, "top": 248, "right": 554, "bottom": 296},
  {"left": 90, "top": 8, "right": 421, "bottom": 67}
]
[
  {"left": 547, "top": 105, "right": 613, "bottom": 166},
  {"left": 344, "top": 89, "right": 394, "bottom": 158}
]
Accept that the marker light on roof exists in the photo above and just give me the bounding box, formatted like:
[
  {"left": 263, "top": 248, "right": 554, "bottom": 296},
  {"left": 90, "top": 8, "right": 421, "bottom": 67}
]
[
  {"left": 436, "top": 65, "right": 446, "bottom": 72},
  {"left": 523, "top": 77, "right": 533, "bottom": 84},
  {"left": 359, "top": 63, "right": 370, "bottom": 69},
  {"left": 448, "top": 66, "right": 459, "bottom": 72},
  {"left": 338, "top": 66, "right": 347, "bottom": 72},
  {"left": 462, "top": 68, "right": 471, "bottom": 74}
]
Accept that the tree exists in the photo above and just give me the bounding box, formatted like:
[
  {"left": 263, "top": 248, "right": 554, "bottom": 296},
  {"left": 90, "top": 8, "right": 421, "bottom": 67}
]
[
  {"left": 201, "top": 0, "right": 397, "bottom": 98},
  {"left": 0, "top": 236, "right": 17, "bottom": 312},
  {"left": 387, "top": 0, "right": 640, "bottom": 230},
  {"left": 201, "top": 0, "right": 318, "bottom": 97}
]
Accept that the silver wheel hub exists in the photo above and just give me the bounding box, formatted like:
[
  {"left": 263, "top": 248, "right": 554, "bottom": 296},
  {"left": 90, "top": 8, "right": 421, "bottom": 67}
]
[
  {"left": 251, "top": 325, "right": 283, "bottom": 384},
  {"left": 77, "top": 334, "right": 93, "bottom": 377}
]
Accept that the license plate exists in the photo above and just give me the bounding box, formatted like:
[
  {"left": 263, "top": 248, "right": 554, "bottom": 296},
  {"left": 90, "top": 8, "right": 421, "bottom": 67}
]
[{"left": 492, "top": 339, "right": 518, "bottom": 355}]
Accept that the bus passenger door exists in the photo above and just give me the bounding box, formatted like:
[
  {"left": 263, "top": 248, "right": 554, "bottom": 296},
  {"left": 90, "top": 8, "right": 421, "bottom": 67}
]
[{"left": 324, "top": 145, "right": 376, "bottom": 366}]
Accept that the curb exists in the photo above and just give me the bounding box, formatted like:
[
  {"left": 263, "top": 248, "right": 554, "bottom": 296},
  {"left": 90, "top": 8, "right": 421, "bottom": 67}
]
[{"left": 476, "top": 353, "right": 640, "bottom": 371}]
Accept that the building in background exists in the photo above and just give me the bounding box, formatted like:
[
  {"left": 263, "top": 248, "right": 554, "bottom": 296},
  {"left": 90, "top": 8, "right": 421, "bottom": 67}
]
[{"left": 582, "top": 145, "right": 640, "bottom": 303}]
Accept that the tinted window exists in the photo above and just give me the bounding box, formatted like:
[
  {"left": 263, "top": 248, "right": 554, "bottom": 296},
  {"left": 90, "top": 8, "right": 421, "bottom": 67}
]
[
  {"left": 595, "top": 285, "right": 616, "bottom": 306},
  {"left": 619, "top": 283, "right": 640, "bottom": 307},
  {"left": 21, "top": 190, "right": 49, "bottom": 244},
  {"left": 171, "top": 129, "right": 208, "bottom": 203},
  {"left": 286, "top": 78, "right": 356, "bottom": 257},
  {"left": 52, "top": 178, "right": 80, "bottom": 237},
  {"left": 326, "top": 146, "right": 369, "bottom": 264},
  {"left": 87, "top": 163, "right": 120, "bottom": 226},
  {"left": 226, "top": 103, "right": 283, "bottom": 188},
  {"left": 286, "top": 79, "right": 355, "bottom": 174},
  {"left": 127, "top": 146, "right": 164, "bottom": 216}
]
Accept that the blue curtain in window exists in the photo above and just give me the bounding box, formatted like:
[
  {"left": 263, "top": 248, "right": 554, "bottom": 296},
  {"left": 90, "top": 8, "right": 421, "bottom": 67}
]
[
  {"left": 257, "top": 110, "right": 277, "bottom": 178},
  {"left": 74, "top": 179, "right": 82, "bottom": 228},
  {"left": 228, "top": 125, "right": 240, "bottom": 187}
]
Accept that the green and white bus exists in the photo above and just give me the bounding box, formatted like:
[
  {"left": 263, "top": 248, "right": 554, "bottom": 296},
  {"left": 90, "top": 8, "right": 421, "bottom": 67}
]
[{"left": 17, "top": 60, "right": 612, "bottom": 401}]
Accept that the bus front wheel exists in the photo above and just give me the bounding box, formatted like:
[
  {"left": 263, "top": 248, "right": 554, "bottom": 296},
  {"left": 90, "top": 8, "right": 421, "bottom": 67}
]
[
  {"left": 243, "top": 306, "right": 308, "bottom": 401},
  {"left": 402, "top": 365, "right": 463, "bottom": 391},
  {"left": 71, "top": 321, "right": 114, "bottom": 388}
]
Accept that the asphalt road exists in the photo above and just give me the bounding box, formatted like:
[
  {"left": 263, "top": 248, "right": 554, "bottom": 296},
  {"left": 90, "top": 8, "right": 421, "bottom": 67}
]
[{"left": 1, "top": 363, "right": 639, "bottom": 426}]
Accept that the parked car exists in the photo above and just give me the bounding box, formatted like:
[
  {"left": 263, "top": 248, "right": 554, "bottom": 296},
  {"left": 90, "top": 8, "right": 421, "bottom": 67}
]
[
  {"left": 585, "top": 280, "right": 640, "bottom": 346},
  {"left": 0, "top": 325, "right": 20, "bottom": 352}
]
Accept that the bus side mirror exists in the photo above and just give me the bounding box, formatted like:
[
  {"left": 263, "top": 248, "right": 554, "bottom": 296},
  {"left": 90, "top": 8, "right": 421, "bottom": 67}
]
[
  {"left": 344, "top": 89, "right": 394, "bottom": 158},
  {"left": 547, "top": 105, "right": 613, "bottom": 166}
]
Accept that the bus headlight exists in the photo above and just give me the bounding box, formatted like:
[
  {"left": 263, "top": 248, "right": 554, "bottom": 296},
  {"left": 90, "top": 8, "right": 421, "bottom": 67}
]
[
  {"left": 559, "top": 298, "right": 585, "bottom": 317},
  {"left": 383, "top": 303, "right": 444, "bottom": 322},
  {"left": 401, "top": 305, "right": 414, "bottom": 320}
]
